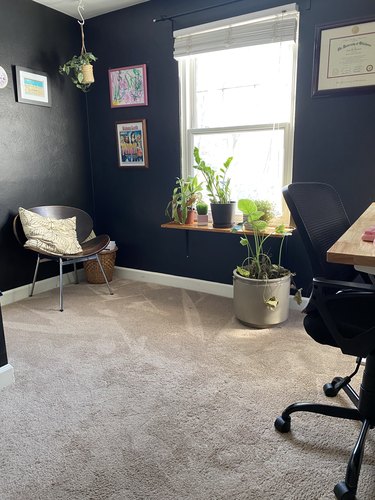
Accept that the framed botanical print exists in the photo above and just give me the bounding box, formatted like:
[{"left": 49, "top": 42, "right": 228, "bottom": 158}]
[{"left": 109, "top": 64, "right": 148, "bottom": 108}]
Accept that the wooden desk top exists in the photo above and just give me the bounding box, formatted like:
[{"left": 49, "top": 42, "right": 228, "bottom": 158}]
[{"left": 327, "top": 202, "right": 375, "bottom": 267}]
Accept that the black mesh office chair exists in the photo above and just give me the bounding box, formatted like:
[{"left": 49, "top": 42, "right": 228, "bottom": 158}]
[
  {"left": 275, "top": 183, "right": 375, "bottom": 499},
  {"left": 275, "top": 278, "right": 375, "bottom": 499},
  {"left": 283, "top": 182, "right": 370, "bottom": 394},
  {"left": 282, "top": 182, "right": 360, "bottom": 282}
]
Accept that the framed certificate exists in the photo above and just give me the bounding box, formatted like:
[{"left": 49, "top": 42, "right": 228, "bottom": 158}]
[{"left": 312, "top": 17, "right": 375, "bottom": 96}]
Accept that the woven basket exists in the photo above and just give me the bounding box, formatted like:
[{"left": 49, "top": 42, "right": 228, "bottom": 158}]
[{"left": 84, "top": 247, "right": 117, "bottom": 284}]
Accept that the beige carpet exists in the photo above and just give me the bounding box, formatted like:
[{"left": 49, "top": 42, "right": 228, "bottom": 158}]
[{"left": 0, "top": 278, "right": 374, "bottom": 500}]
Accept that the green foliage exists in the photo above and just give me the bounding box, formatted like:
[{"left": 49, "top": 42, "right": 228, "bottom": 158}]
[
  {"left": 233, "top": 199, "right": 292, "bottom": 281},
  {"left": 59, "top": 52, "right": 97, "bottom": 92},
  {"left": 165, "top": 176, "right": 203, "bottom": 224},
  {"left": 251, "top": 199, "right": 275, "bottom": 223},
  {"left": 193, "top": 147, "right": 233, "bottom": 204},
  {"left": 232, "top": 198, "right": 305, "bottom": 309},
  {"left": 196, "top": 201, "right": 208, "bottom": 215}
]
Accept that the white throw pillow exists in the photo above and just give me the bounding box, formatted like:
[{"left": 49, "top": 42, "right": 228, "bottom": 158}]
[{"left": 19, "top": 207, "right": 82, "bottom": 255}]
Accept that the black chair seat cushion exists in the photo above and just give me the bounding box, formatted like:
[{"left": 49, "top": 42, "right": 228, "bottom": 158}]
[
  {"left": 304, "top": 292, "right": 375, "bottom": 355},
  {"left": 303, "top": 312, "right": 338, "bottom": 348}
]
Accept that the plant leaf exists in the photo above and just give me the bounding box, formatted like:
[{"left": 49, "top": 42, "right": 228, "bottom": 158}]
[
  {"left": 265, "top": 297, "right": 278, "bottom": 310},
  {"left": 236, "top": 266, "right": 250, "bottom": 277},
  {"left": 252, "top": 220, "right": 267, "bottom": 232},
  {"left": 293, "top": 288, "right": 303, "bottom": 305},
  {"left": 238, "top": 199, "right": 257, "bottom": 215}
]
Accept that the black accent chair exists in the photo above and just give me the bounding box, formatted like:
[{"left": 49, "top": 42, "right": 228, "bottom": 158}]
[
  {"left": 276, "top": 183, "right": 375, "bottom": 499},
  {"left": 13, "top": 206, "right": 113, "bottom": 311}
]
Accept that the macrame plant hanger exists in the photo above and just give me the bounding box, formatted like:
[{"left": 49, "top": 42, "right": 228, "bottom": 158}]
[{"left": 78, "top": 0, "right": 94, "bottom": 84}]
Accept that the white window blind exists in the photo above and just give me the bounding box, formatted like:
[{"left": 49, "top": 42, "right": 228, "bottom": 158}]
[{"left": 174, "top": 4, "right": 298, "bottom": 58}]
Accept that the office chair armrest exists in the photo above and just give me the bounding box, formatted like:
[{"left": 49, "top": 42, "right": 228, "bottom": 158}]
[
  {"left": 313, "top": 277, "right": 375, "bottom": 293},
  {"left": 304, "top": 277, "right": 375, "bottom": 316}
]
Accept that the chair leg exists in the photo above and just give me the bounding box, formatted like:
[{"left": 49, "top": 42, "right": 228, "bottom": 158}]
[
  {"left": 323, "top": 358, "right": 362, "bottom": 406},
  {"left": 30, "top": 255, "right": 41, "bottom": 297},
  {"left": 333, "top": 419, "right": 371, "bottom": 500},
  {"left": 59, "top": 258, "right": 64, "bottom": 312},
  {"left": 74, "top": 262, "right": 79, "bottom": 284},
  {"left": 95, "top": 254, "right": 113, "bottom": 295},
  {"left": 274, "top": 402, "right": 363, "bottom": 433}
]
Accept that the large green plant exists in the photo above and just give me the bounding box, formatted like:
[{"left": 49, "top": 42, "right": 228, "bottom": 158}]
[
  {"left": 233, "top": 199, "right": 301, "bottom": 308},
  {"left": 193, "top": 147, "right": 233, "bottom": 204},
  {"left": 234, "top": 199, "right": 291, "bottom": 280},
  {"left": 165, "top": 176, "right": 203, "bottom": 224},
  {"left": 59, "top": 51, "right": 97, "bottom": 92}
]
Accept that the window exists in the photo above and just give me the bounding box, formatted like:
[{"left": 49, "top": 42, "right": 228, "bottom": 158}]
[{"left": 175, "top": 5, "right": 299, "bottom": 223}]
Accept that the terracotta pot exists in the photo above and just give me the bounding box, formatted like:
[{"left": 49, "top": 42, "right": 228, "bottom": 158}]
[
  {"left": 177, "top": 208, "right": 195, "bottom": 225},
  {"left": 185, "top": 209, "right": 195, "bottom": 225}
]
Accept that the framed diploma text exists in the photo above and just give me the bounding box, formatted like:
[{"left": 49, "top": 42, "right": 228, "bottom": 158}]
[{"left": 312, "top": 17, "right": 375, "bottom": 97}]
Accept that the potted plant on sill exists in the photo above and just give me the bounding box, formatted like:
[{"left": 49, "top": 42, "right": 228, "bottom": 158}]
[
  {"left": 193, "top": 147, "right": 235, "bottom": 228},
  {"left": 165, "top": 175, "right": 203, "bottom": 225},
  {"left": 243, "top": 199, "right": 275, "bottom": 228},
  {"left": 232, "top": 198, "right": 301, "bottom": 328},
  {"left": 196, "top": 201, "right": 209, "bottom": 226}
]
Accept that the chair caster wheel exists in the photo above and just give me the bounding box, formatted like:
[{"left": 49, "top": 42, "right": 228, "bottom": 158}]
[
  {"left": 274, "top": 415, "right": 291, "bottom": 433},
  {"left": 324, "top": 377, "right": 343, "bottom": 397},
  {"left": 334, "top": 481, "right": 357, "bottom": 500},
  {"left": 324, "top": 382, "right": 338, "bottom": 397}
]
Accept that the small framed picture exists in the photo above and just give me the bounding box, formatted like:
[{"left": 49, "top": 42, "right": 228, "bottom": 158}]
[
  {"left": 15, "top": 66, "right": 51, "bottom": 107},
  {"left": 312, "top": 17, "right": 375, "bottom": 97},
  {"left": 115, "top": 119, "right": 149, "bottom": 169},
  {"left": 109, "top": 64, "right": 148, "bottom": 108}
]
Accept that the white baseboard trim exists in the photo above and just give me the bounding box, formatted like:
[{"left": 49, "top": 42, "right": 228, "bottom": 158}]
[
  {"left": 0, "top": 364, "right": 15, "bottom": 389},
  {"left": 1, "top": 270, "right": 85, "bottom": 307},
  {"left": 115, "top": 266, "right": 234, "bottom": 298},
  {"left": 1, "top": 266, "right": 308, "bottom": 312},
  {"left": 114, "top": 266, "right": 308, "bottom": 310}
]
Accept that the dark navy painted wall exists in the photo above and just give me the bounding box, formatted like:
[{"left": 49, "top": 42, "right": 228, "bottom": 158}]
[
  {"left": 87, "top": 0, "right": 375, "bottom": 294},
  {"left": 0, "top": 0, "right": 94, "bottom": 291},
  {"left": 1, "top": 0, "right": 374, "bottom": 298}
]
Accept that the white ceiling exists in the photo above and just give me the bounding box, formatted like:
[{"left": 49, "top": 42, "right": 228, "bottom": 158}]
[{"left": 32, "top": 0, "right": 149, "bottom": 19}]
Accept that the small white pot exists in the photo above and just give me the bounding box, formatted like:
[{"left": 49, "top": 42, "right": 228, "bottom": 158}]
[{"left": 197, "top": 214, "right": 209, "bottom": 226}]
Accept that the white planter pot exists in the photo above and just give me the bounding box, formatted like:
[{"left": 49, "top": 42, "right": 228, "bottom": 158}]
[
  {"left": 233, "top": 269, "right": 291, "bottom": 328},
  {"left": 197, "top": 214, "right": 209, "bottom": 226}
]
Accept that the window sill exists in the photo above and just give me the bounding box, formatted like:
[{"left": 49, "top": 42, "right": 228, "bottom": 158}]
[{"left": 161, "top": 221, "right": 294, "bottom": 237}]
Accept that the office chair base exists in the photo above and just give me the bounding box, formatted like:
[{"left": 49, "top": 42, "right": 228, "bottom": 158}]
[
  {"left": 275, "top": 405, "right": 372, "bottom": 500},
  {"left": 274, "top": 402, "right": 363, "bottom": 432}
]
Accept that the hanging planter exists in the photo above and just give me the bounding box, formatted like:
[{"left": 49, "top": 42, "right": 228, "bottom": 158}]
[{"left": 59, "top": 0, "right": 97, "bottom": 92}]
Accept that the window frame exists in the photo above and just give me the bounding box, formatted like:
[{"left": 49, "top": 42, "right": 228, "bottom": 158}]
[{"left": 177, "top": 16, "right": 299, "bottom": 225}]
